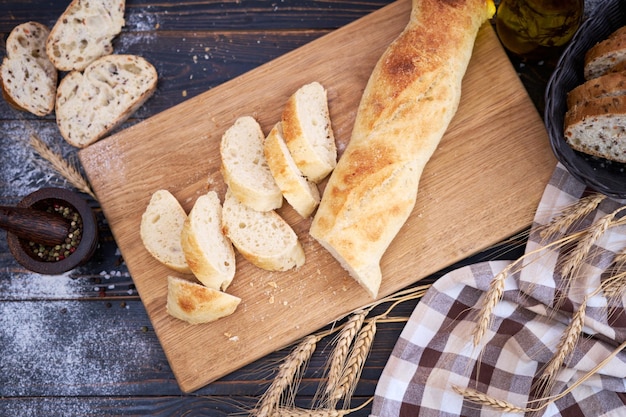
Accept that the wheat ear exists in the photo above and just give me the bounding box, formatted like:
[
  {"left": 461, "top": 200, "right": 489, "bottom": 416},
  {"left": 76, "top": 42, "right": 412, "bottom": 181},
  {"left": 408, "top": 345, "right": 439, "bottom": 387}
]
[
  {"left": 254, "top": 335, "right": 319, "bottom": 417},
  {"left": 329, "top": 320, "right": 377, "bottom": 406},
  {"left": 539, "top": 193, "right": 605, "bottom": 241},
  {"left": 324, "top": 310, "right": 367, "bottom": 398},
  {"left": 29, "top": 134, "right": 96, "bottom": 199},
  {"left": 472, "top": 263, "right": 514, "bottom": 346},
  {"left": 453, "top": 386, "right": 528, "bottom": 413}
]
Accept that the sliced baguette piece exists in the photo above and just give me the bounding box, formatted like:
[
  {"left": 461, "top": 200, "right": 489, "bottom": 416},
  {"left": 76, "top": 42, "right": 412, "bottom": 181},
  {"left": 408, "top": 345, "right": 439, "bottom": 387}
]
[
  {"left": 564, "top": 95, "right": 626, "bottom": 162},
  {"left": 46, "top": 0, "right": 125, "bottom": 71},
  {"left": 55, "top": 54, "right": 158, "bottom": 148},
  {"left": 281, "top": 81, "right": 337, "bottom": 183},
  {"left": 181, "top": 191, "right": 236, "bottom": 291},
  {"left": 0, "top": 22, "right": 57, "bottom": 116},
  {"left": 222, "top": 189, "right": 305, "bottom": 271},
  {"left": 140, "top": 189, "right": 191, "bottom": 274},
  {"left": 264, "top": 122, "right": 320, "bottom": 218},
  {"left": 220, "top": 116, "right": 283, "bottom": 212},
  {"left": 584, "top": 25, "right": 626, "bottom": 80},
  {"left": 567, "top": 71, "right": 626, "bottom": 108},
  {"left": 166, "top": 276, "right": 241, "bottom": 325}
]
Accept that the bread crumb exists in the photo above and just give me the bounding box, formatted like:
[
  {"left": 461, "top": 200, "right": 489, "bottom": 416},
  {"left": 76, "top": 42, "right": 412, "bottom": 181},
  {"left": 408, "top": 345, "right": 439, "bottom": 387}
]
[
  {"left": 182, "top": 90, "right": 187, "bottom": 97},
  {"left": 268, "top": 281, "right": 278, "bottom": 289},
  {"left": 269, "top": 295, "right": 275, "bottom": 304},
  {"left": 229, "top": 335, "right": 239, "bottom": 342}
]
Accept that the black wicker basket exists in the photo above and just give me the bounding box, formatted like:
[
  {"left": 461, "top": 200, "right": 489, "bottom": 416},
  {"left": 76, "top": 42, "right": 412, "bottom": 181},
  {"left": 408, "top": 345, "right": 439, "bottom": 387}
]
[{"left": 545, "top": 0, "right": 626, "bottom": 198}]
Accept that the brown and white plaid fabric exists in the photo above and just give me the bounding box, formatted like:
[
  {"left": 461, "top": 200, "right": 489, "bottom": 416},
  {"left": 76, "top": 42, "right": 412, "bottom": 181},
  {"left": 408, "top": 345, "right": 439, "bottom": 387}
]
[{"left": 371, "top": 164, "right": 626, "bottom": 417}]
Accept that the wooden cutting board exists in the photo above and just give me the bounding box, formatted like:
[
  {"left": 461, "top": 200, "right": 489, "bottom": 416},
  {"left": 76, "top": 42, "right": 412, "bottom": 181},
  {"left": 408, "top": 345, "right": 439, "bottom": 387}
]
[{"left": 79, "top": 0, "right": 556, "bottom": 393}]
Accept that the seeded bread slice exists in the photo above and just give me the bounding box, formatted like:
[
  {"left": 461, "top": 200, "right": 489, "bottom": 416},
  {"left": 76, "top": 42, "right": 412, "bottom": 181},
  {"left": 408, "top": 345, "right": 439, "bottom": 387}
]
[
  {"left": 264, "top": 122, "right": 320, "bottom": 218},
  {"left": 0, "top": 22, "right": 57, "bottom": 116},
  {"left": 564, "top": 95, "right": 626, "bottom": 162},
  {"left": 584, "top": 25, "right": 626, "bottom": 80},
  {"left": 181, "top": 192, "right": 236, "bottom": 291},
  {"left": 220, "top": 116, "right": 283, "bottom": 212},
  {"left": 140, "top": 189, "right": 191, "bottom": 274},
  {"left": 166, "top": 276, "right": 241, "bottom": 325},
  {"left": 567, "top": 71, "right": 626, "bottom": 108},
  {"left": 222, "top": 189, "right": 305, "bottom": 271},
  {"left": 281, "top": 81, "right": 337, "bottom": 183},
  {"left": 55, "top": 54, "right": 157, "bottom": 148},
  {"left": 46, "top": 0, "right": 125, "bottom": 71}
]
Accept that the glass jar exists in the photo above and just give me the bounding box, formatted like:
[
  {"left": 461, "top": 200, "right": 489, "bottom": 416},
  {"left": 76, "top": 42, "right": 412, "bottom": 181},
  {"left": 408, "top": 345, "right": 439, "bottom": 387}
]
[{"left": 495, "top": 0, "right": 584, "bottom": 59}]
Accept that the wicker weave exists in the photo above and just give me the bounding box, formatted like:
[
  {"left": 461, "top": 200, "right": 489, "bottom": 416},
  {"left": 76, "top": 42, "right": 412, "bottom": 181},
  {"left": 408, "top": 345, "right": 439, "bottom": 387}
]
[{"left": 544, "top": 0, "right": 626, "bottom": 198}]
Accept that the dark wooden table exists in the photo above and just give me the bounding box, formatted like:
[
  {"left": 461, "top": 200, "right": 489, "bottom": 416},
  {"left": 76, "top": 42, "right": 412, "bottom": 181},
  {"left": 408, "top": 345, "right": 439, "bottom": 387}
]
[{"left": 0, "top": 1, "right": 586, "bottom": 415}]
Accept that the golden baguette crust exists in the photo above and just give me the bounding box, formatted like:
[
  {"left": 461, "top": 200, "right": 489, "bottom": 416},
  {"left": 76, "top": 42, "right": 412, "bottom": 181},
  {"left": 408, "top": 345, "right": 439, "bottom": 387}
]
[{"left": 310, "top": 0, "right": 494, "bottom": 298}]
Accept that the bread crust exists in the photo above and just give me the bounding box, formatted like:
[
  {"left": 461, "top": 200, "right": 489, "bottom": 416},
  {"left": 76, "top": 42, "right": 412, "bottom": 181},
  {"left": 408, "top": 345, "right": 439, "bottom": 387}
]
[
  {"left": 567, "top": 70, "right": 626, "bottom": 109},
  {"left": 310, "top": 0, "right": 494, "bottom": 298},
  {"left": 584, "top": 25, "right": 626, "bottom": 80}
]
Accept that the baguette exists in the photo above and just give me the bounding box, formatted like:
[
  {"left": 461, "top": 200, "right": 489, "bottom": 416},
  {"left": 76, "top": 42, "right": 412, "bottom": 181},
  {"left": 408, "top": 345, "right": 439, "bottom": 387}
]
[
  {"left": 281, "top": 81, "right": 337, "bottom": 183},
  {"left": 46, "top": 0, "right": 125, "bottom": 72},
  {"left": 0, "top": 22, "right": 57, "bottom": 116},
  {"left": 220, "top": 116, "right": 283, "bottom": 212},
  {"left": 55, "top": 54, "right": 158, "bottom": 148},
  {"left": 166, "top": 276, "right": 241, "bottom": 325},
  {"left": 264, "top": 122, "right": 321, "bottom": 218},
  {"left": 222, "top": 189, "right": 305, "bottom": 271},
  {"left": 140, "top": 189, "right": 191, "bottom": 274},
  {"left": 309, "top": 0, "right": 495, "bottom": 298},
  {"left": 181, "top": 191, "right": 236, "bottom": 291}
]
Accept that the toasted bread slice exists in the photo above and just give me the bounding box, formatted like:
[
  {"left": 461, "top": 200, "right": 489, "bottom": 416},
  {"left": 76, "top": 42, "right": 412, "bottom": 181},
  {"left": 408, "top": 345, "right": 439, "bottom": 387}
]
[
  {"left": 55, "top": 54, "right": 157, "bottom": 148},
  {"left": 140, "top": 189, "right": 191, "bottom": 273},
  {"left": 220, "top": 116, "right": 283, "bottom": 212},
  {"left": 0, "top": 22, "right": 57, "bottom": 116},
  {"left": 264, "top": 122, "right": 320, "bottom": 218},
  {"left": 166, "top": 276, "right": 241, "bottom": 325},
  {"left": 46, "top": 0, "right": 125, "bottom": 71},
  {"left": 181, "top": 191, "right": 236, "bottom": 291},
  {"left": 281, "top": 82, "right": 337, "bottom": 183},
  {"left": 222, "top": 189, "right": 304, "bottom": 271}
]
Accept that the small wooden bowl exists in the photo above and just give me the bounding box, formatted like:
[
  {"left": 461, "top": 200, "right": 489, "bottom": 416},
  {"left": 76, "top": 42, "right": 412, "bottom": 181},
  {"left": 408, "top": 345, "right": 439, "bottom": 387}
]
[{"left": 7, "top": 188, "right": 99, "bottom": 275}]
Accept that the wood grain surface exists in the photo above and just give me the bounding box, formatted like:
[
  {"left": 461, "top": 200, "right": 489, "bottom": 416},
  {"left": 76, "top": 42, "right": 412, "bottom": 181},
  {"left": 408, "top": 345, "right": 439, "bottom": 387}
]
[{"left": 79, "top": 0, "right": 556, "bottom": 393}]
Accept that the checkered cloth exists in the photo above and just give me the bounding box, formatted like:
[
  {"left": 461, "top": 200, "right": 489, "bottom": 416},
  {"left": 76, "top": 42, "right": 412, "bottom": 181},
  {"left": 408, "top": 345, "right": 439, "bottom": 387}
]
[{"left": 371, "top": 164, "right": 626, "bottom": 417}]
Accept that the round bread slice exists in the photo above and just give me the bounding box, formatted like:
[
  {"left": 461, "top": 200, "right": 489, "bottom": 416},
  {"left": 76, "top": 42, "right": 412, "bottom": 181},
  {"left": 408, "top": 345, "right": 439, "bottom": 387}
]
[
  {"left": 281, "top": 81, "right": 337, "bottom": 183},
  {"left": 166, "top": 276, "right": 241, "bottom": 325},
  {"left": 55, "top": 54, "right": 158, "bottom": 148},
  {"left": 584, "top": 26, "right": 626, "bottom": 80},
  {"left": 264, "top": 122, "right": 320, "bottom": 218},
  {"left": 220, "top": 116, "right": 283, "bottom": 212},
  {"left": 140, "top": 189, "right": 191, "bottom": 273},
  {"left": 181, "top": 191, "right": 236, "bottom": 291},
  {"left": 0, "top": 22, "right": 57, "bottom": 116},
  {"left": 46, "top": 0, "right": 125, "bottom": 71},
  {"left": 567, "top": 71, "right": 626, "bottom": 109},
  {"left": 564, "top": 95, "right": 626, "bottom": 162},
  {"left": 222, "top": 189, "right": 305, "bottom": 271}
]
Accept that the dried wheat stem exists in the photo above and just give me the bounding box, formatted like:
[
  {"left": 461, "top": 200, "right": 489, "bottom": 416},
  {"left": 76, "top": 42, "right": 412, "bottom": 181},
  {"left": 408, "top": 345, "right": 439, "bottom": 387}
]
[
  {"left": 330, "top": 320, "right": 377, "bottom": 404},
  {"left": 268, "top": 397, "right": 373, "bottom": 417},
  {"left": 539, "top": 193, "right": 605, "bottom": 240},
  {"left": 29, "top": 134, "right": 96, "bottom": 199},
  {"left": 255, "top": 335, "right": 320, "bottom": 417},
  {"left": 324, "top": 310, "right": 367, "bottom": 397},
  {"left": 453, "top": 386, "right": 528, "bottom": 413}
]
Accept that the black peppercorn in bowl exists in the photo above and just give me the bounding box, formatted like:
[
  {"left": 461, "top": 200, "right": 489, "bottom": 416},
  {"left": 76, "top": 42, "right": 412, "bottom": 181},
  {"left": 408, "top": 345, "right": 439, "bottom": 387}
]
[
  {"left": 544, "top": 0, "right": 626, "bottom": 198},
  {"left": 7, "top": 187, "right": 99, "bottom": 275}
]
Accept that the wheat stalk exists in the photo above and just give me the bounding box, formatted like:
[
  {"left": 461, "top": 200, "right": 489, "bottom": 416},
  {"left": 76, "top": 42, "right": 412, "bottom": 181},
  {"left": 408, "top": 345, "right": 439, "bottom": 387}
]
[
  {"left": 453, "top": 386, "right": 528, "bottom": 413},
  {"left": 268, "top": 397, "right": 373, "bottom": 417},
  {"left": 29, "top": 134, "right": 96, "bottom": 199},
  {"left": 324, "top": 310, "right": 367, "bottom": 398},
  {"left": 329, "top": 320, "right": 377, "bottom": 405},
  {"left": 472, "top": 263, "right": 513, "bottom": 346},
  {"left": 539, "top": 193, "right": 605, "bottom": 240},
  {"left": 254, "top": 335, "right": 320, "bottom": 417}
]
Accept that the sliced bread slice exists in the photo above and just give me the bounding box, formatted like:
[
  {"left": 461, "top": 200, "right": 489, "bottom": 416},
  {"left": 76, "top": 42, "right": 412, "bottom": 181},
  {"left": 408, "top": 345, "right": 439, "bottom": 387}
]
[
  {"left": 584, "top": 25, "right": 626, "bottom": 80},
  {"left": 140, "top": 189, "right": 191, "bottom": 273},
  {"left": 0, "top": 22, "right": 57, "bottom": 116},
  {"left": 222, "top": 189, "right": 305, "bottom": 271},
  {"left": 564, "top": 95, "right": 626, "bottom": 162},
  {"left": 181, "top": 191, "right": 236, "bottom": 291},
  {"left": 46, "top": 0, "right": 125, "bottom": 71},
  {"left": 220, "top": 116, "right": 283, "bottom": 212},
  {"left": 567, "top": 71, "right": 626, "bottom": 108},
  {"left": 281, "top": 81, "right": 337, "bottom": 183},
  {"left": 166, "top": 276, "right": 241, "bottom": 325},
  {"left": 55, "top": 54, "right": 158, "bottom": 148},
  {"left": 264, "top": 122, "right": 320, "bottom": 218}
]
